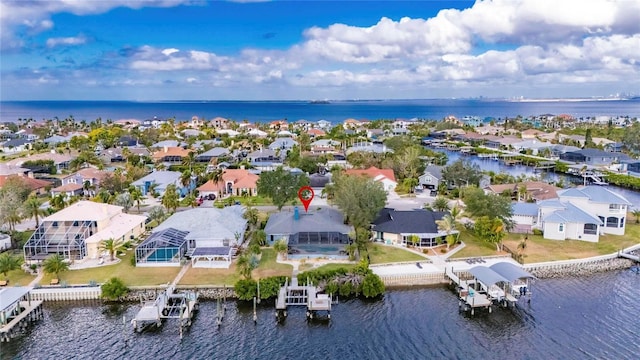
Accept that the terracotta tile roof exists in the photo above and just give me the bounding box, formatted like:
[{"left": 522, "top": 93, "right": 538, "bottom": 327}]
[
  {"left": 73, "top": 167, "right": 108, "bottom": 181},
  {"left": 52, "top": 183, "right": 83, "bottom": 192},
  {"left": 0, "top": 175, "right": 51, "bottom": 191},
  {"left": 307, "top": 128, "right": 326, "bottom": 136},
  {"left": 151, "top": 147, "right": 192, "bottom": 160},
  {"left": 486, "top": 181, "right": 560, "bottom": 201},
  {"left": 344, "top": 166, "right": 396, "bottom": 182},
  {"left": 197, "top": 169, "right": 259, "bottom": 192}
]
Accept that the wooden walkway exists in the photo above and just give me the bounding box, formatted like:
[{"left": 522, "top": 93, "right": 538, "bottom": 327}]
[
  {"left": 275, "top": 277, "right": 332, "bottom": 320},
  {"left": 0, "top": 300, "right": 44, "bottom": 342},
  {"left": 445, "top": 267, "right": 492, "bottom": 315}
]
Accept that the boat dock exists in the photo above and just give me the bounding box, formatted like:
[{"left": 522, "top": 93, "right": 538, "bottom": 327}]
[
  {"left": 0, "top": 287, "right": 44, "bottom": 342},
  {"left": 445, "top": 263, "right": 535, "bottom": 315},
  {"left": 618, "top": 251, "right": 640, "bottom": 262},
  {"left": 131, "top": 285, "right": 198, "bottom": 335},
  {"left": 276, "top": 277, "right": 332, "bottom": 320}
]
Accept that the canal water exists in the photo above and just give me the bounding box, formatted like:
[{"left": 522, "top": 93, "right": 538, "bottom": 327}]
[
  {"left": 442, "top": 150, "right": 640, "bottom": 205},
  {"left": 2, "top": 270, "right": 639, "bottom": 359}
]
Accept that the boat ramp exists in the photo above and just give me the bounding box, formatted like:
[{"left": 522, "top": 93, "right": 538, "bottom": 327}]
[
  {"left": 131, "top": 285, "right": 198, "bottom": 336},
  {"left": 445, "top": 262, "right": 535, "bottom": 315},
  {"left": 275, "top": 277, "right": 332, "bottom": 320}
]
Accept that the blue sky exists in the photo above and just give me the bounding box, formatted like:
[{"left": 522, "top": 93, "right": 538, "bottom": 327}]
[{"left": 1, "top": 0, "right": 639, "bottom": 100}]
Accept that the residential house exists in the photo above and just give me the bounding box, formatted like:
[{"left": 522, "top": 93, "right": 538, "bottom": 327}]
[
  {"left": 131, "top": 170, "right": 183, "bottom": 196},
  {"left": 269, "top": 138, "right": 298, "bottom": 152},
  {"left": 366, "top": 128, "right": 385, "bottom": 139},
  {"left": 23, "top": 201, "right": 146, "bottom": 262},
  {"left": 307, "top": 128, "right": 326, "bottom": 138},
  {"left": 15, "top": 129, "right": 40, "bottom": 142},
  {"left": 151, "top": 146, "right": 193, "bottom": 164},
  {"left": 538, "top": 186, "right": 631, "bottom": 241},
  {"left": 316, "top": 120, "right": 331, "bottom": 129},
  {"left": 217, "top": 129, "right": 240, "bottom": 137},
  {"left": 0, "top": 173, "right": 51, "bottom": 196},
  {"left": 50, "top": 183, "right": 84, "bottom": 199},
  {"left": 181, "top": 129, "right": 203, "bottom": 138},
  {"left": 151, "top": 140, "right": 182, "bottom": 149},
  {"left": 560, "top": 149, "right": 630, "bottom": 166},
  {"left": 195, "top": 147, "right": 230, "bottom": 163},
  {"left": 344, "top": 166, "right": 397, "bottom": 192},
  {"left": 210, "top": 117, "right": 230, "bottom": 129},
  {"left": 510, "top": 202, "right": 540, "bottom": 234},
  {"left": 100, "top": 147, "right": 150, "bottom": 163},
  {"left": 264, "top": 207, "right": 352, "bottom": 259},
  {"left": 605, "top": 142, "right": 624, "bottom": 153},
  {"left": 60, "top": 167, "right": 108, "bottom": 196},
  {"left": 142, "top": 206, "right": 247, "bottom": 268},
  {"left": 246, "top": 148, "right": 283, "bottom": 169},
  {"left": 485, "top": 181, "right": 561, "bottom": 202},
  {"left": 342, "top": 118, "right": 362, "bottom": 129},
  {"left": 418, "top": 165, "right": 444, "bottom": 191},
  {"left": 371, "top": 208, "right": 456, "bottom": 247},
  {"left": 197, "top": 169, "right": 259, "bottom": 199},
  {"left": 1, "top": 138, "right": 31, "bottom": 152},
  {"left": 346, "top": 142, "right": 392, "bottom": 155},
  {"left": 247, "top": 128, "right": 268, "bottom": 137},
  {"left": 511, "top": 139, "right": 554, "bottom": 155}
]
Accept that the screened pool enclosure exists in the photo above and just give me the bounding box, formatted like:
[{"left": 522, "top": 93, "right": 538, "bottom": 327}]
[{"left": 135, "top": 228, "right": 189, "bottom": 267}]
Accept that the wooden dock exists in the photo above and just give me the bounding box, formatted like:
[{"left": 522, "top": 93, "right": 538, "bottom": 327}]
[
  {"left": 445, "top": 267, "right": 492, "bottom": 315},
  {"left": 1, "top": 287, "right": 44, "bottom": 342},
  {"left": 618, "top": 251, "right": 640, "bottom": 262},
  {"left": 275, "top": 277, "right": 332, "bottom": 320}
]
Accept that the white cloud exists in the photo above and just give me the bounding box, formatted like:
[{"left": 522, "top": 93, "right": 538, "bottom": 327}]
[{"left": 46, "top": 34, "right": 87, "bottom": 48}]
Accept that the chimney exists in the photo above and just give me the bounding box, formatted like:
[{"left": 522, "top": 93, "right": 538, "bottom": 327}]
[
  {"left": 27, "top": 171, "right": 34, "bottom": 179},
  {"left": 164, "top": 146, "right": 168, "bottom": 153},
  {"left": 293, "top": 206, "right": 299, "bottom": 220}
]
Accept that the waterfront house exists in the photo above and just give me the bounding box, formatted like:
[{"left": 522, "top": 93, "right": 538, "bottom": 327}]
[
  {"left": 136, "top": 206, "right": 246, "bottom": 268},
  {"left": 1, "top": 138, "right": 31, "bottom": 152},
  {"left": 210, "top": 117, "right": 230, "bottom": 129},
  {"left": 346, "top": 142, "right": 392, "bottom": 155},
  {"left": 197, "top": 169, "right": 259, "bottom": 199},
  {"left": 560, "top": 149, "right": 629, "bottom": 166},
  {"left": 556, "top": 186, "right": 630, "bottom": 236},
  {"left": 344, "top": 166, "right": 397, "bottom": 192},
  {"left": 538, "top": 200, "right": 603, "bottom": 242},
  {"left": 0, "top": 173, "right": 51, "bottom": 196},
  {"left": 264, "top": 207, "right": 352, "bottom": 259},
  {"left": 5, "top": 152, "right": 73, "bottom": 172},
  {"left": 511, "top": 139, "right": 554, "bottom": 155},
  {"left": 23, "top": 201, "right": 146, "bottom": 262},
  {"left": 307, "top": 128, "right": 326, "bottom": 138},
  {"left": 418, "top": 165, "right": 444, "bottom": 191},
  {"left": 485, "top": 181, "right": 560, "bottom": 202},
  {"left": 131, "top": 170, "right": 183, "bottom": 196},
  {"left": 371, "top": 208, "right": 456, "bottom": 247},
  {"left": 317, "top": 120, "right": 331, "bottom": 129}
]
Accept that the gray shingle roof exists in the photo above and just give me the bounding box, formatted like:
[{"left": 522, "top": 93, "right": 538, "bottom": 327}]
[
  {"left": 372, "top": 208, "right": 447, "bottom": 234},
  {"left": 154, "top": 206, "right": 247, "bottom": 244},
  {"left": 265, "top": 207, "right": 351, "bottom": 235}
]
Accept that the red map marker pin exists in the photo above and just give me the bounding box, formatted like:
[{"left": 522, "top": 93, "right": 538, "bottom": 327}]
[{"left": 298, "top": 186, "right": 314, "bottom": 212}]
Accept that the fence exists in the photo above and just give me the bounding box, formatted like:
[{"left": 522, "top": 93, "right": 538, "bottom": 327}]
[
  {"left": 30, "top": 285, "right": 102, "bottom": 301},
  {"left": 378, "top": 272, "right": 447, "bottom": 286}
]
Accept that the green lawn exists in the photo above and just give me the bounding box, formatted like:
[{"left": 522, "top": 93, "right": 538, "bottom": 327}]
[
  {"left": 179, "top": 248, "right": 293, "bottom": 286},
  {"left": 313, "top": 263, "right": 356, "bottom": 272},
  {"left": 366, "top": 243, "right": 427, "bottom": 264},
  {"left": 3, "top": 268, "right": 37, "bottom": 287},
  {"left": 503, "top": 222, "right": 640, "bottom": 263},
  {"left": 39, "top": 252, "right": 180, "bottom": 287},
  {"left": 450, "top": 228, "right": 507, "bottom": 259}
]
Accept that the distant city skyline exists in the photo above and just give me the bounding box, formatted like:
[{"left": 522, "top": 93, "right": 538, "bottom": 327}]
[{"left": 1, "top": 0, "right": 639, "bottom": 101}]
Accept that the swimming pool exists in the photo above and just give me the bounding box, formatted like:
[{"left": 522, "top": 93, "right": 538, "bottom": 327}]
[{"left": 145, "top": 248, "right": 179, "bottom": 262}]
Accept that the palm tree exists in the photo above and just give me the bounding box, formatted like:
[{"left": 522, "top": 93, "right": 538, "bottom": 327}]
[
  {"left": 42, "top": 254, "right": 69, "bottom": 280},
  {"left": 0, "top": 252, "right": 23, "bottom": 280},
  {"left": 273, "top": 239, "right": 288, "bottom": 260},
  {"left": 180, "top": 170, "right": 193, "bottom": 196},
  {"left": 436, "top": 214, "right": 456, "bottom": 250},
  {"left": 632, "top": 209, "right": 640, "bottom": 224},
  {"left": 161, "top": 184, "right": 180, "bottom": 213},
  {"left": 243, "top": 206, "right": 259, "bottom": 229},
  {"left": 22, "top": 196, "right": 46, "bottom": 228},
  {"left": 449, "top": 205, "right": 462, "bottom": 222},
  {"left": 129, "top": 187, "right": 144, "bottom": 213},
  {"left": 50, "top": 193, "right": 67, "bottom": 211},
  {"left": 114, "top": 192, "right": 132, "bottom": 213},
  {"left": 99, "top": 238, "right": 124, "bottom": 261},
  {"left": 432, "top": 196, "right": 450, "bottom": 212},
  {"left": 236, "top": 253, "right": 258, "bottom": 280}
]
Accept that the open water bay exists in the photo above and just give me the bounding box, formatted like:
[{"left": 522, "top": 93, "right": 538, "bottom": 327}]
[{"left": 2, "top": 270, "right": 639, "bottom": 359}]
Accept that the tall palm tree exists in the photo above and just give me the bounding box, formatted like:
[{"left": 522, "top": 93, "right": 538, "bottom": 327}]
[
  {"left": 50, "top": 193, "right": 67, "bottom": 211},
  {"left": 236, "top": 253, "right": 258, "bottom": 280},
  {"left": 161, "top": 184, "right": 180, "bottom": 213},
  {"left": 243, "top": 206, "right": 259, "bottom": 230},
  {"left": 0, "top": 252, "right": 23, "bottom": 280},
  {"left": 180, "top": 170, "right": 193, "bottom": 196},
  {"left": 129, "top": 187, "right": 144, "bottom": 213},
  {"left": 23, "top": 196, "right": 46, "bottom": 228},
  {"left": 42, "top": 254, "right": 69, "bottom": 280},
  {"left": 99, "top": 238, "right": 124, "bottom": 261},
  {"left": 432, "top": 196, "right": 450, "bottom": 212},
  {"left": 436, "top": 214, "right": 456, "bottom": 250}
]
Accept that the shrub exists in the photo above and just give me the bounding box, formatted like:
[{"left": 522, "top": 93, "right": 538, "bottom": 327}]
[
  {"left": 234, "top": 279, "right": 257, "bottom": 301},
  {"left": 101, "top": 277, "right": 129, "bottom": 301},
  {"left": 361, "top": 273, "right": 385, "bottom": 298},
  {"left": 532, "top": 229, "right": 543, "bottom": 236}
]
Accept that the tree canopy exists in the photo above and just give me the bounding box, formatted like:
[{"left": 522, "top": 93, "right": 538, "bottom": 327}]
[
  {"left": 463, "top": 186, "right": 514, "bottom": 228},
  {"left": 441, "top": 159, "right": 483, "bottom": 188},
  {"left": 257, "top": 167, "right": 309, "bottom": 210},
  {"left": 332, "top": 174, "right": 387, "bottom": 245}
]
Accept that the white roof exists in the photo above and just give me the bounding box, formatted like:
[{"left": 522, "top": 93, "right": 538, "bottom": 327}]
[
  {"left": 153, "top": 206, "right": 247, "bottom": 244},
  {"left": 85, "top": 213, "right": 147, "bottom": 244},
  {"left": 0, "top": 287, "right": 32, "bottom": 310},
  {"left": 44, "top": 201, "right": 123, "bottom": 222}
]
